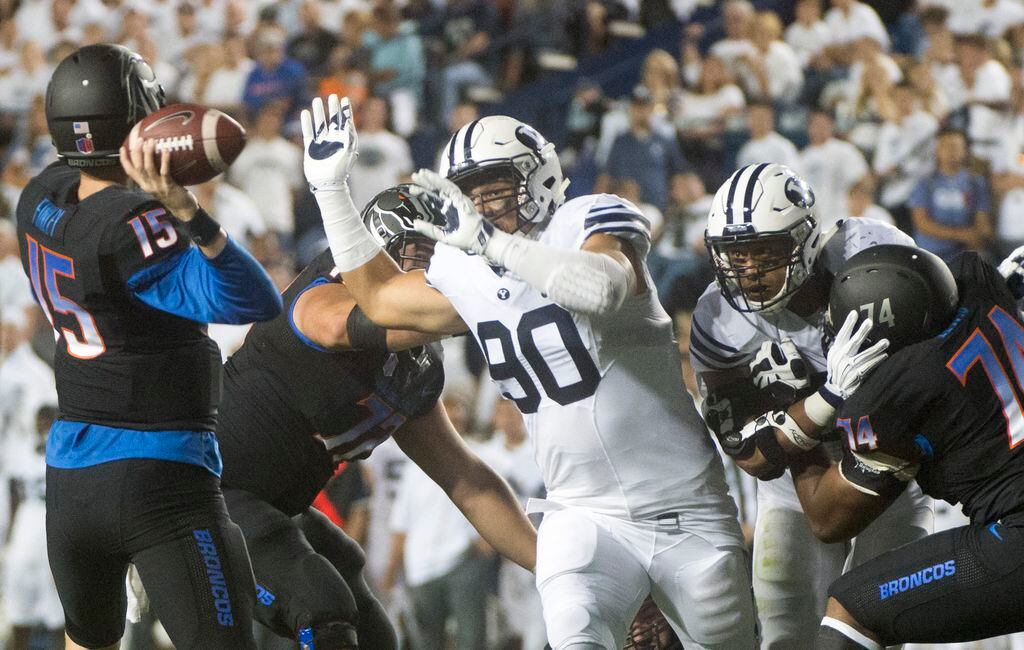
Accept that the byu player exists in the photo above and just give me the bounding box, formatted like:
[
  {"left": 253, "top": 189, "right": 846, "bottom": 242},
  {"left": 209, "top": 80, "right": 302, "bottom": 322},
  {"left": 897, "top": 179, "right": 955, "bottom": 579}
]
[
  {"left": 690, "top": 163, "right": 934, "bottom": 647},
  {"left": 301, "top": 93, "right": 757, "bottom": 649}
]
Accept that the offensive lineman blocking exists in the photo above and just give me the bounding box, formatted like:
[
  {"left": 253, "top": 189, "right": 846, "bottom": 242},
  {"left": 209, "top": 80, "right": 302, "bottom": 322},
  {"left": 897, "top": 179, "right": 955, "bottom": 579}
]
[{"left": 300, "top": 93, "right": 757, "bottom": 649}]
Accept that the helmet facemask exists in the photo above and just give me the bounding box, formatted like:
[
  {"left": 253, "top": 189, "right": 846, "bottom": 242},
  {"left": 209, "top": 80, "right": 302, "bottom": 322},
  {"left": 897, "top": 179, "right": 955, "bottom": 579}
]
[
  {"left": 386, "top": 233, "right": 436, "bottom": 272},
  {"left": 707, "top": 218, "right": 816, "bottom": 313},
  {"left": 450, "top": 156, "right": 548, "bottom": 238}
]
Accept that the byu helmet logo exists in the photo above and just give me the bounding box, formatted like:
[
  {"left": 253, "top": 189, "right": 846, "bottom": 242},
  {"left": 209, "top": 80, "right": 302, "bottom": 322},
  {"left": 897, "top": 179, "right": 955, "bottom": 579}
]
[{"left": 784, "top": 176, "right": 815, "bottom": 209}]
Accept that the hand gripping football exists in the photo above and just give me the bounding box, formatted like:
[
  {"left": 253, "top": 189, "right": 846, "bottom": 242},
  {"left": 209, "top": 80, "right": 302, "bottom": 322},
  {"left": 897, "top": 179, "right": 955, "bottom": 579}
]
[{"left": 125, "top": 103, "right": 246, "bottom": 185}]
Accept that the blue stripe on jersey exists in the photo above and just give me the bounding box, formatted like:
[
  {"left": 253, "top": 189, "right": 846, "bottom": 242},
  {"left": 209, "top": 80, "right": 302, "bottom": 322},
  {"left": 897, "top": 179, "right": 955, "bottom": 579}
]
[
  {"left": 691, "top": 318, "right": 740, "bottom": 353},
  {"left": 288, "top": 276, "right": 331, "bottom": 352},
  {"left": 689, "top": 328, "right": 739, "bottom": 365},
  {"left": 586, "top": 225, "right": 648, "bottom": 239},
  {"left": 33, "top": 197, "right": 66, "bottom": 236},
  {"left": 128, "top": 238, "right": 282, "bottom": 324},
  {"left": 584, "top": 212, "right": 650, "bottom": 230},
  {"left": 46, "top": 419, "right": 222, "bottom": 475},
  {"left": 688, "top": 344, "right": 723, "bottom": 370}
]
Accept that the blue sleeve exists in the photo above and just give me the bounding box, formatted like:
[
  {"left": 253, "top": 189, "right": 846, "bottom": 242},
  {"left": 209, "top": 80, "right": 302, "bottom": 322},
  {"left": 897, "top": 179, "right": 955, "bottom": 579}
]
[
  {"left": 127, "top": 237, "right": 283, "bottom": 324},
  {"left": 907, "top": 177, "right": 928, "bottom": 210},
  {"left": 975, "top": 174, "right": 991, "bottom": 214}
]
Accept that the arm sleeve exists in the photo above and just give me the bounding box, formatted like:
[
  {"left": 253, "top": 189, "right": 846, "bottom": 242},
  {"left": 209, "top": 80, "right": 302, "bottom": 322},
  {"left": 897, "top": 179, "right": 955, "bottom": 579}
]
[{"left": 127, "top": 237, "right": 283, "bottom": 324}]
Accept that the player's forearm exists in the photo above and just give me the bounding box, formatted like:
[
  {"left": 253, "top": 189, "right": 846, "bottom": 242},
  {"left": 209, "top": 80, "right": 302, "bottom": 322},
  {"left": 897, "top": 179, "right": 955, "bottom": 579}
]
[{"left": 449, "top": 462, "right": 537, "bottom": 572}]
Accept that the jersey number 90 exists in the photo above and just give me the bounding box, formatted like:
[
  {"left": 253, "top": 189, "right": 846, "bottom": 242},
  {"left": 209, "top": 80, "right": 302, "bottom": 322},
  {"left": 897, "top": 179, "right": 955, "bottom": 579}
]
[{"left": 477, "top": 304, "right": 601, "bottom": 414}]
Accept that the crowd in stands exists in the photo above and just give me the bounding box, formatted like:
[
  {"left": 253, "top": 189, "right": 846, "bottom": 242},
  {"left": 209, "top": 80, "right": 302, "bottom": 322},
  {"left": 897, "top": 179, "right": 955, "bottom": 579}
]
[{"left": 3, "top": 0, "right": 1024, "bottom": 647}]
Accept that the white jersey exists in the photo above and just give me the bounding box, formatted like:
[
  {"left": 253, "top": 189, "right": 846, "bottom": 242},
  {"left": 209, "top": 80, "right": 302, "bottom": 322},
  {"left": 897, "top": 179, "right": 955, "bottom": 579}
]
[
  {"left": 426, "top": 193, "right": 741, "bottom": 543},
  {"left": 690, "top": 218, "right": 915, "bottom": 509}
]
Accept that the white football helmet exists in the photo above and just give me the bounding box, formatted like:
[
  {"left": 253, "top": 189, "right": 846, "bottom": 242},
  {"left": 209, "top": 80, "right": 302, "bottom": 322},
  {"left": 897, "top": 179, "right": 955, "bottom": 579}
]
[
  {"left": 705, "top": 163, "right": 822, "bottom": 313},
  {"left": 439, "top": 115, "right": 567, "bottom": 236}
]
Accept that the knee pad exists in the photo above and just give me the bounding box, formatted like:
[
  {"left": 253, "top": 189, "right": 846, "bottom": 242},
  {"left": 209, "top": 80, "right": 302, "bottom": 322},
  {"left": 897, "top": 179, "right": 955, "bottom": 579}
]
[
  {"left": 299, "top": 620, "right": 359, "bottom": 649},
  {"left": 544, "top": 601, "right": 616, "bottom": 650}
]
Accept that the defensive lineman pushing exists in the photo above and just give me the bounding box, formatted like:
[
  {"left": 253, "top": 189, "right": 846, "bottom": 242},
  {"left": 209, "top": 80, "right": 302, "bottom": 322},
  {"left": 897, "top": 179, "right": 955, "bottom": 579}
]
[{"left": 301, "top": 94, "right": 756, "bottom": 649}]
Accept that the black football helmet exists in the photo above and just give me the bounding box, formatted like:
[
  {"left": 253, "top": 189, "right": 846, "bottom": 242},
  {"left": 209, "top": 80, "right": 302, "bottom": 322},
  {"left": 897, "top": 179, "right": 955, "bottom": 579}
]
[
  {"left": 361, "top": 185, "right": 445, "bottom": 271},
  {"left": 46, "top": 43, "right": 165, "bottom": 168},
  {"left": 824, "top": 244, "right": 959, "bottom": 353}
]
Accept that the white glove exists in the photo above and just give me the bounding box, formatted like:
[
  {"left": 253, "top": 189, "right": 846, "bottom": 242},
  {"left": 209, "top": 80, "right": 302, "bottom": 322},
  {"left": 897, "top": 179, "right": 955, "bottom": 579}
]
[
  {"left": 823, "top": 311, "right": 889, "bottom": 401},
  {"left": 300, "top": 94, "right": 358, "bottom": 193},
  {"left": 750, "top": 339, "right": 810, "bottom": 392},
  {"left": 408, "top": 169, "right": 494, "bottom": 256},
  {"left": 999, "top": 244, "right": 1024, "bottom": 299}
]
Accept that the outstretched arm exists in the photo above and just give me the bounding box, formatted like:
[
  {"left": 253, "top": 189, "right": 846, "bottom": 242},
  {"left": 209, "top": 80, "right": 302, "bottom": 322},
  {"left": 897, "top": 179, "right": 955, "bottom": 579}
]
[
  {"left": 393, "top": 401, "right": 537, "bottom": 572},
  {"left": 292, "top": 281, "right": 464, "bottom": 352},
  {"left": 301, "top": 94, "right": 463, "bottom": 333}
]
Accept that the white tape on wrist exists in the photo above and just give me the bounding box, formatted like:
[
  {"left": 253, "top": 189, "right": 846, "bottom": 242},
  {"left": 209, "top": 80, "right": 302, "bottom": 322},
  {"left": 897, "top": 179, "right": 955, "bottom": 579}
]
[
  {"left": 484, "top": 231, "right": 634, "bottom": 315},
  {"left": 315, "top": 188, "right": 382, "bottom": 272},
  {"left": 804, "top": 389, "right": 838, "bottom": 428},
  {"left": 769, "top": 410, "right": 820, "bottom": 451}
]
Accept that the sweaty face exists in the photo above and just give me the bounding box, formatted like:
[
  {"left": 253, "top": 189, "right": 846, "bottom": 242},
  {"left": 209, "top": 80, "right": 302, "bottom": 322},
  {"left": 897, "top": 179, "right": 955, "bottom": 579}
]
[{"left": 721, "top": 238, "right": 794, "bottom": 304}]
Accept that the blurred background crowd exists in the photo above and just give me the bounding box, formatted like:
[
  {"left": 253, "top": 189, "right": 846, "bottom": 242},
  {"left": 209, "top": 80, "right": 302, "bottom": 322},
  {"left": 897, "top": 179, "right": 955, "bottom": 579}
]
[{"left": 2, "top": 0, "right": 1024, "bottom": 647}]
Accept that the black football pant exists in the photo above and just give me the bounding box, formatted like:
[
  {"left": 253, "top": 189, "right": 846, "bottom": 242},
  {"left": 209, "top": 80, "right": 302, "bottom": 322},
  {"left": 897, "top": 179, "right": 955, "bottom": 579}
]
[
  {"left": 223, "top": 486, "right": 396, "bottom": 649},
  {"left": 828, "top": 512, "right": 1024, "bottom": 645},
  {"left": 46, "top": 459, "right": 257, "bottom": 649}
]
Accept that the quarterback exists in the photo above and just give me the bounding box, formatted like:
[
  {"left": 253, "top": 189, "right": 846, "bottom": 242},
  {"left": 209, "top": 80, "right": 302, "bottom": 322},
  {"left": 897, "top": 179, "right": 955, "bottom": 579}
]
[{"left": 300, "top": 93, "right": 757, "bottom": 649}]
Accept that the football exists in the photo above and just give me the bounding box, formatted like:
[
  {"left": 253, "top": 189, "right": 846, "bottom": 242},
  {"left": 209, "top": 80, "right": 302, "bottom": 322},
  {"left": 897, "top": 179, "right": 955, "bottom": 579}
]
[{"left": 124, "top": 103, "right": 246, "bottom": 186}]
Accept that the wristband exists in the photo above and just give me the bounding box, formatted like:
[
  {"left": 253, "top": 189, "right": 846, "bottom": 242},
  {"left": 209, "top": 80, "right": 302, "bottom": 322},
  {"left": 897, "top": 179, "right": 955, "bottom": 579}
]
[
  {"left": 767, "top": 409, "right": 820, "bottom": 451},
  {"left": 346, "top": 304, "right": 388, "bottom": 353},
  {"left": 187, "top": 208, "right": 221, "bottom": 247},
  {"left": 804, "top": 387, "right": 840, "bottom": 428}
]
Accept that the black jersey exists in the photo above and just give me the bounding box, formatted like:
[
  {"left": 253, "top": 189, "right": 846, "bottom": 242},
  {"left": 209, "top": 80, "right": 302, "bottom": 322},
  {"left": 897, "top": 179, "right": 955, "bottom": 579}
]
[
  {"left": 837, "top": 252, "right": 1024, "bottom": 524},
  {"left": 15, "top": 162, "right": 219, "bottom": 430},
  {"left": 217, "top": 249, "right": 444, "bottom": 516}
]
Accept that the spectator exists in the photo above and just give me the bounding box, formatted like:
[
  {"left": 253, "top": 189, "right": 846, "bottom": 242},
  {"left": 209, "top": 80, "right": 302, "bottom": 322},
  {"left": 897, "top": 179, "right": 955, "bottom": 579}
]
[
  {"left": 227, "top": 103, "right": 303, "bottom": 248},
  {"left": 736, "top": 101, "right": 800, "bottom": 169},
  {"left": 735, "top": 10, "right": 803, "bottom": 103},
  {"left": 364, "top": 4, "right": 426, "bottom": 137},
  {"left": 947, "top": 0, "right": 1024, "bottom": 39},
  {"left": 163, "top": 1, "right": 211, "bottom": 65},
  {"left": 0, "top": 18, "right": 19, "bottom": 75},
  {"left": 286, "top": 0, "right": 338, "bottom": 76},
  {"left": 136, "top": 36, "right": 180, "bottom": 101},
  {"left": 431, "top": 0, "right": 501, "bottom": 122},
  {"left": 473, "top": 399, "right": 545, "bottom": 650},
  {"left": 347, "top": 96, "right": 414, "bottom": 213},
  {"left": 596, "top": 85, "right": 692, "bottom": 211},
  {"left": 4, "top": 403, "right": 63, "bottom": 650},
  {"left": 178, "top": 35, "right": 254, "bottom": 113},
  {"left": 191, "top": 176, "right": 266, "bottom": 250},
  {"left": 0, "top": 309, "right": 56, "bottom": 462},
  {"left": 830, "top": 36, "right": 902, "bottom": 153},
  {"left": 640, "top": 48, "right": 682, "bottom": 120},
  {"left": 845, "top": 175, "right": 895, "bottom": 224},
  {"left": 908, "top": 128, "right": 994, "bottom": 261},
  {"left": 796, "top": 108, "right": 869, "bottom": 230},
  {"left": 317, "top": 45, "right": 371, "bottom": 114},
  {"left": 906, "top": 58, "right": 950, "bottom": 119},
  {"left": 873, "top": 80, "right": 939, "bottom": 228},
  {"left": 785, "top": 0, "right": 832, "bottom": 69},
  {"left": 675, "top": 55, "right": 745, "bottom": 188},
  {"left": 708, "top": 0, "right": 756, "bottom": 76},
  {"left": 0, "top": 41, "right": 49, "bottom": 115},
  {"left": 22, "top": 95, "right": 58, "bottom": 176},
  {"left": 941, "top": 34, "right": 1012, "bottom": 166},
  {"left": 823, "top": 0, "right": 890, "bottom": 64},
  {"left": 363, "top": 437, "right": 410, "bottom": 595},
  {"left": 384, "top": 396, "right": 491, "bottom": 650},
  {"left": 243, "top": 27, "right": 308, "bottom": 119}
]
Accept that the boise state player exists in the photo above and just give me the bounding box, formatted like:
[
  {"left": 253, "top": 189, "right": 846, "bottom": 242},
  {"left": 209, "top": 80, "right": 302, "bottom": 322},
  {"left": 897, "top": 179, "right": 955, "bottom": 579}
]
[
  {"left": 216, "top": 186, "right": 536, "bottom": 649},
  {"left": 786, "top": 245, "right": 1024, "bottom": 647},
  {"left": 16, "top": 44, "right": 280, "bottom": 650},
  {"left": 302, "top": 94, "right": 756, "bottom": 649}
]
